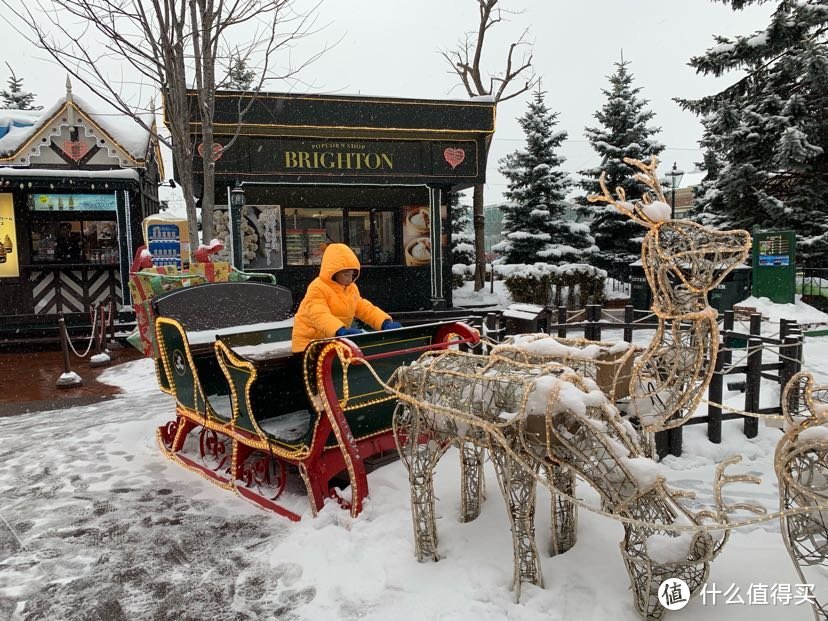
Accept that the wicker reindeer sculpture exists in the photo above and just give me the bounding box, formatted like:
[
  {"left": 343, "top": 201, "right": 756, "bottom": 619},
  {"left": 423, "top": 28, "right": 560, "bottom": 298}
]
[
  {"left": 389, "top": 158, "right": 756, "bottom": 620},
  {"left": 590, "top": 158, "right": 752, "bottom": 433},
  {"left": 778, "top": 372, "right": 828, "bottom": 619}
]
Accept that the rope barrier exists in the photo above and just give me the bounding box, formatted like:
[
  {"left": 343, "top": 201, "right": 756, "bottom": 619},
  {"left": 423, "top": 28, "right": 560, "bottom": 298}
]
[{"left": 66, "top": 306, "right": 99, "bottom": 358}]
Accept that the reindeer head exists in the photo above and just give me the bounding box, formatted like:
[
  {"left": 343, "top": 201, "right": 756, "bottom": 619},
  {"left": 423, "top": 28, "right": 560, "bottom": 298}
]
[{"left": 589, "top": 158, "right": 752, "bottom": 315}]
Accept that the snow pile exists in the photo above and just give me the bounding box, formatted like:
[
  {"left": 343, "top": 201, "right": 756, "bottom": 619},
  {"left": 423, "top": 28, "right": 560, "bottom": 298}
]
[
  {"left": 505, "top": 333, "right": 631, "bottom": 360},
  {"left": 735, "top": 295, "right": 828, "bottom": 327}
]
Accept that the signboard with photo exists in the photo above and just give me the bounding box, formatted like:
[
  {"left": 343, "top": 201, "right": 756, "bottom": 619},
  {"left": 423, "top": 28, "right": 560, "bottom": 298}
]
[
  {"left": 0, "top": 194, "right": 19, "bottom": 277},
  {"left": 402, "top": 205, "right": 431, "bottom": 267},
  {"left": 29, "top": 193, "right": 118, "bottom": 211}
]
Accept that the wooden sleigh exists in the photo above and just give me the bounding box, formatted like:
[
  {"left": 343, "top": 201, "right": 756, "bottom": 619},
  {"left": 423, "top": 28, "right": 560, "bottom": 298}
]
[{"left": 151, "top": 280, "right": 479, "bottom": 520}]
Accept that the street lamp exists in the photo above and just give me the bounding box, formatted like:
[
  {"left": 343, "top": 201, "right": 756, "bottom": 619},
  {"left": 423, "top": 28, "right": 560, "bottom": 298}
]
[
  {"left": 667, "top": 162, "right": 684, "bottom": 220},
  {"left": 229, "top": 181, "right": 246, "bottom": 269}
]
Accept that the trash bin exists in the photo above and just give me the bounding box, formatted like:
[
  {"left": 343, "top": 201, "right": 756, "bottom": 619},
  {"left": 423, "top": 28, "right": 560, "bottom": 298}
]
[
  {"left": 628, "top": 262, "right": 752, "bottom": 314},
  {"left": 629, "top": 261, "right": 650, "bottom": 311},
  {"left": 502, "top": 303, "right": 550, "bottom": 335},
  {"left": 709, "top": 265, "right": 752, "bottom": 313}
]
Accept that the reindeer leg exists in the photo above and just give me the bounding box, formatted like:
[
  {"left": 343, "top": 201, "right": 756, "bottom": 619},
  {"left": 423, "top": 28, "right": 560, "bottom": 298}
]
[
  {"left": 407, "top": 438, "right": 443, "bottom": 562},
  {"left": 490, "top": 445, "right": 542, "bottom": 599},
  {"left": 459, "top": 442, "right": 486, "bottom": 523},
  {"left": 544, "top": 462, "right": 577, "bottom": 556}
]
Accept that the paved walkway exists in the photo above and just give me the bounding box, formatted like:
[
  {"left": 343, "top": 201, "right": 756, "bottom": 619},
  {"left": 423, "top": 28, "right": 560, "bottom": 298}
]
[{"left": 0, "top": 345, "right": 144, "bottom": 416}]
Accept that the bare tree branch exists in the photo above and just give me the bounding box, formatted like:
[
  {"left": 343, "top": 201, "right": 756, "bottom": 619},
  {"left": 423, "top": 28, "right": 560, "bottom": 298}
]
[
  {"left": 440, "top": 0, "right": 538, "bottom": 291},
  {"left": 0, "top": 0, "right": 329, "bottom": 246}
]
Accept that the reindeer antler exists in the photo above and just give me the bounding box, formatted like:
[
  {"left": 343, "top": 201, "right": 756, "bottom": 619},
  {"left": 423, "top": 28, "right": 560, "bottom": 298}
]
[{"left": 587, "top": 157, "right": 673, "bottom": 228}]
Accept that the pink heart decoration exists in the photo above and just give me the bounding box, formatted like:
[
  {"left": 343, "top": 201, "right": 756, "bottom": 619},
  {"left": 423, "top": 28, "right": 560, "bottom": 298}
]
[
  {"left": 63, "top": 140, "right": 90, "bottom": 162},
  {"left": 443, "top": 147, "right": 465, "bottom": 169},
  {"left": 197, "top": 142, "right": 224, "bottom": 161}
]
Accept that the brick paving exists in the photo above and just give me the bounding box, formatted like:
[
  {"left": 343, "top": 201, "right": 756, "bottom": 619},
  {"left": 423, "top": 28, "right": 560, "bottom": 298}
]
[{"left": 0, "top": 345, "right": 144, "bottom": 416}]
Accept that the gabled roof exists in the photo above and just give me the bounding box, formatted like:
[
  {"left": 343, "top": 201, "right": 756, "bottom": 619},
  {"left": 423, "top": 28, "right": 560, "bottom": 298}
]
[{"left": 0, "top": 86, "right": 155, "bottom": 166}]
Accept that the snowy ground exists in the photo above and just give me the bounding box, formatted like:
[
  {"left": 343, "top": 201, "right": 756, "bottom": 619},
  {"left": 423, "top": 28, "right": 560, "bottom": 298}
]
[{"left": 1, "top": 299, "right": 827, "bottom": 620}]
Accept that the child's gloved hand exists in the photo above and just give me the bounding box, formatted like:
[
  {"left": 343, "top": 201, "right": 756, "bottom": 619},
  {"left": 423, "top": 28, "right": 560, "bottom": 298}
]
[
  {"left": 381, "top": 320, "right": 402, "bottom": 330},
  {"left": 336, "top": 326, "right": 363, "bottom": 337}
]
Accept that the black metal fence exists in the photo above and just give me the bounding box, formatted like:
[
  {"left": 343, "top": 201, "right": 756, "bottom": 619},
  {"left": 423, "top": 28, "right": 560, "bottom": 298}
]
[{"left": 482, "top": 303, "right": 805, "bottom": 458}]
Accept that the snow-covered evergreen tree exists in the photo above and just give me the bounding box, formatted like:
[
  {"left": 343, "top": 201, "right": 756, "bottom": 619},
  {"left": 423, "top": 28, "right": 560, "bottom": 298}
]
[
  {"left": 577, "top": 59, "right": 663, "bottom": 272},
  {"left": 678, "top": 0, "right": 828, "bottom": 265},
  {"left": 495, "top": 89, "right": 595, "bottom": 265},
  {"left": 0, "top": 64, "right": 41, "bottom": 110},
  {"left": 449, "top": 190, "right": 475, "bottom": 266},
  {"left": 225, "top": 52, "right": 256, "bottom": 91}
]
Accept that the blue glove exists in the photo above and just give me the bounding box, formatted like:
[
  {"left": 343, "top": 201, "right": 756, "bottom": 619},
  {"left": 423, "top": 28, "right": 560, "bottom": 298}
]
[
  {"left": 382, "top": 320, "right": 402, "bottom": 330},
  {"left": 336, "top": 326, "right": 363, "bottom": 337}
]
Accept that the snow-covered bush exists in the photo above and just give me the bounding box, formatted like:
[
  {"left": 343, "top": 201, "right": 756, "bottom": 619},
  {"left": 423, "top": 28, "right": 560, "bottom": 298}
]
[{"left": 501, "top": 263, "right": 606, "bottom": 307}]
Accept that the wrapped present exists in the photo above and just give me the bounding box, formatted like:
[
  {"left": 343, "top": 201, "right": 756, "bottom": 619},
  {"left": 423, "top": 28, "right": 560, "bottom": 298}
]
[{"left": 189, "top": 260, "right": 230, "bottom": 283}]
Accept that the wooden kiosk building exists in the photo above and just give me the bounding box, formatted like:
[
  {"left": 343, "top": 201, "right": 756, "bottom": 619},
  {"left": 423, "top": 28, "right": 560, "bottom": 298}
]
[
  {"left": 183, "top": 91, "right": 496, "bottom": 311},
  {"left": 0, "top": 81, "right": 162, "bottom": 341}
]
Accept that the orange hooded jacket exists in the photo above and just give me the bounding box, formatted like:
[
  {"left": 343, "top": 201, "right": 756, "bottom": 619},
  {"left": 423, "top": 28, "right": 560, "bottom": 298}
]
[{"left": 291, "top": 243, "right": 391, "bottom": 352}]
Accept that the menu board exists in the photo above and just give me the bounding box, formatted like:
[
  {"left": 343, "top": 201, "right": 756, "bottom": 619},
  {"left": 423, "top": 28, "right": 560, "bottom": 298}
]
[
  {"left": 402, "top": 205, "right": 431, "bottom": 267},
  {"left": 307, "top": 229, "right": 326, "bottom": 265},
  {"left": 286, "top": 229, "right": 305, "bottom": 266}
]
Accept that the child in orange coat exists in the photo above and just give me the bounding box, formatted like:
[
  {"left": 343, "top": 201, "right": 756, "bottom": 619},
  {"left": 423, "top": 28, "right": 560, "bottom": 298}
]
[{"left": 291, "top": 243, "right": 401, "bottom": 352}]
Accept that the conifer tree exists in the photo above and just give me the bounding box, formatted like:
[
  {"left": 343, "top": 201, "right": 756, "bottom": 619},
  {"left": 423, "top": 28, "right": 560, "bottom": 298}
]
[
  {"left": 449, "top": 190, "right": 475, "bottom": 266},
  {"left": 678, "top": 0, "right": 828, "bottom": 265},
  {"left": 0, "top": 64, "right": 41, "bottom": 110},
  {"left": 577, "top": 59, "right": 663, "bottom": 272},
  {"left": 225, "top": 52, "right": 256, "bottom": 91},
  {"left": 495, "top": 89, "right": 595, "bottom": 266}
]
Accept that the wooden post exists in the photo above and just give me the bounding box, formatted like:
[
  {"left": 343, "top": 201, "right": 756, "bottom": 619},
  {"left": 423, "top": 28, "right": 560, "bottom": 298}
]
[
  {"left": 708, "top": 349, "right": 724, "bottom": 444},
  {"left": 623, "top": 304, "right": 634, "bottom": 344},
  {"left": 668, "top": 426, "right": 682, "bottom": 457},
  {"left": 655, "top": 430, "right": 669, "bottom": 460},
  {"left": 744, "top": 334, "right": 761, "bottom": 438},
  {"left": 586, "top": 304, "right": 601, "bottom": 341},
  {"left": 557, "top": 306, "right": 567, "bottom": 338},
  {"left": 722, "top": 310, "right": 734, "bottom": 368}
]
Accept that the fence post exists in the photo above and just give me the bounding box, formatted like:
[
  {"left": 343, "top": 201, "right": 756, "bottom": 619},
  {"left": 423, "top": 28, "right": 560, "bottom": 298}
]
[
  {"left": 722, "top": 310, "right": 735, "bottom": 368},
  {"left": 744, "top": 334, "right": 761, "bottom": 439},
  {"left": 586, "top": 304, "right": 601, "bottom": 341},
  {"left": 557, "top": 306, "right": 567, "bottom": 338},
  {"left": 790, "top": 326, "right": 803, "bottom": 376},
  {"left": 668, "top": 426, "right": 682, "bottom": 458},
  {"left": 623, "top": 304, "right": 634, "bottom": 344},
  {"left": 708, "top": 349, "right": 724, "bottom": 444},
  {"left": 485, "top": 312, "right": 501, "bottom": 344}
]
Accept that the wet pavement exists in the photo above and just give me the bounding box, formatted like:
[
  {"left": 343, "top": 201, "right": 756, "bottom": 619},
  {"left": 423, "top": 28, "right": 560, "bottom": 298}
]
[{"left": 0, "top": 345, "right": 144, "bottom": 416}]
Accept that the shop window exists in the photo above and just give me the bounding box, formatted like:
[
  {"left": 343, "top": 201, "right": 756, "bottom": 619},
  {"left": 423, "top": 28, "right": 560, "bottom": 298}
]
[
  {"left": 282, "top": 207, "right": 399, "bottom": 267},
  {"left": 30, "top": 218, "right": 119, "bottom": 264}
]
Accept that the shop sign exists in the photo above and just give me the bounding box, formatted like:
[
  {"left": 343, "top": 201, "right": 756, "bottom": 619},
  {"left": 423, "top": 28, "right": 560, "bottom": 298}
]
[
  {"left": 0, "top": 193, "right": 19, "bottom": 277},
  {"left": 214, "top": 136, "right": 480, "bottom": 180},
  {"left": 29, "top": 193, "right": 118, "bottom": 212}
]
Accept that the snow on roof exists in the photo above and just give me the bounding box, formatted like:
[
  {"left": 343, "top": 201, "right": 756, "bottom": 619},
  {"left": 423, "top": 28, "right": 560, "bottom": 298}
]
[
  {"left": 0, "top": 94, "right": 152, "bottom": 161},
  {"left": 0, "top": 167, "right": 139, "bottom": 180}
]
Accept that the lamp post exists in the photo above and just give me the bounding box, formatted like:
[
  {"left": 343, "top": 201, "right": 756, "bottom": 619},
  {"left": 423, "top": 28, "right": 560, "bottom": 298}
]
[
  {"left": 229, "top": 181, "right": 246, "bottom": 270},
  {"left": 667, "top": 162, "right": 685, "bottom": 220}
]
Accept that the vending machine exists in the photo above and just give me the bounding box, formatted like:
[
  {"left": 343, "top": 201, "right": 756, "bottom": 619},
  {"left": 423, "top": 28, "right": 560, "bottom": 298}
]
[{"left": 142, "top": 215, "right": 191, "bottom": 270}]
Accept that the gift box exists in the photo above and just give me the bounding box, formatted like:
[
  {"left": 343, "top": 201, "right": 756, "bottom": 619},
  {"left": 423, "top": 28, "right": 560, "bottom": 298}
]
[{"left": 189, "top": 260, "right": 230, "bottom": 283}]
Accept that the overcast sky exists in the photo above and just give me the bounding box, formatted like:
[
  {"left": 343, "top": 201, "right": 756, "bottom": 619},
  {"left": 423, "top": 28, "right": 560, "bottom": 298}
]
[{"left": 0, "top": 0, "right": 774, "bottom": 205}]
